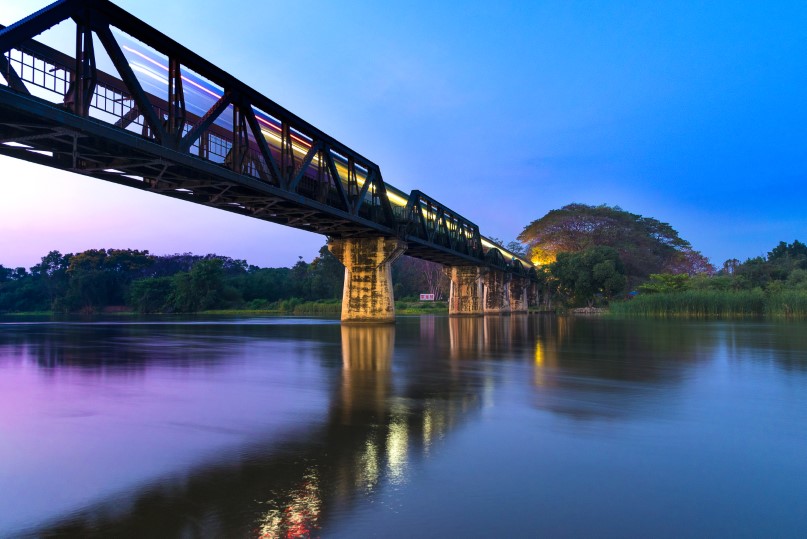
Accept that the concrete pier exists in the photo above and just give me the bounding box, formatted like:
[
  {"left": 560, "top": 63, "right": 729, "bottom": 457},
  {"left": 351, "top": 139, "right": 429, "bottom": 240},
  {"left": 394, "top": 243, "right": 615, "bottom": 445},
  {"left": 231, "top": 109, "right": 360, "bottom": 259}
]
[
  {"left": 528, "top": 280, "right": 539, "bottom": 310},
  {"left": 446, "top": 266, "right": 484, "bottom": 316},
  {"left": 509, "top": 276, "right": 530, "bottom": 313},
  {"left": 482, "top": 270, "right": 511, "bottom": 314},
  {"left": 328, "top": 237, "right": 406, "bottom": 323}
]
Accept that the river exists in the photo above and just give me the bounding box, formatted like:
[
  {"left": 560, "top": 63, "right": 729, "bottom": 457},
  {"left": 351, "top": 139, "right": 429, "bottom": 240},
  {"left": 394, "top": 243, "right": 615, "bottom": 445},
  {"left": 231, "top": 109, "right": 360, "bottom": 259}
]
[{"left": 1, "top": 315, "right": 806, "bottom": 538}]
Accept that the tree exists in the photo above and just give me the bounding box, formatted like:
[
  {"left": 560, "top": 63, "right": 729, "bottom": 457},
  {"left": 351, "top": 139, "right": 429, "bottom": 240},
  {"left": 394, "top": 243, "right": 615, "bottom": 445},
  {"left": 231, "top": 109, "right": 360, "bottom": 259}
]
[
  {"left": 766, "top": 240, "right": 807, "bottom": 276},
  {"left": 550, "top": 246, "right": 626, "bottom": 307},
  {"left": 768, "top": 240, "right": 807, "bottom": 262},
  {"left": 59, "top": 249, "right": 154, "bottom": 312},
  {"left": 638, "top": 273, "right": 691, "bottom": 294},
  {"left": 308, "top": 245, "right": 344, "bottom": 300},
  {"left": 664, "top": 248, "right": 715, "bottom": 276},
  {"left": 30, "top": 251, "right": 72, "bottom": 306},
  {"left": 0, "top": 267, "right": 49, "bottom": 312},
  {"left": 506, "top": 241, "right": 528, "bottom": 258},
  {"left": 518, "top": 203, "right": 707, "bottom": 285},
  {"left": 235, "top": 267, "right": 292, "bottom": 303},
  {"left": 129, "top": 277, "right": 174, "bottom": 313},
  {"left": 721, "top": 258, "right": 741, "bottom": 275},
  {"left": 169, "top": 258, "right": 228, "bottom": 312},
  {"left": 392, "top": 256, "right": 449, "bottom": 299}
]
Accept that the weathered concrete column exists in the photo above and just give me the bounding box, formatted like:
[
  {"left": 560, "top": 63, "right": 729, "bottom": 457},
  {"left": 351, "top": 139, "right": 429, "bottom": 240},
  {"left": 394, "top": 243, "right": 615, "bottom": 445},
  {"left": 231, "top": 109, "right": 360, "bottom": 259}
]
[
  {"left": 446, "top": 266, "right": 484, "bottom": 316},
  {"left": 509, "top": 276, "right": 530, "bottom": 313},
  {"left": 528, "top": 281, "right": 539, "bottom": 310},
  {"left": 328, "top": 237, "right": 406, "bottom": 323},
  {"left": 483, "top": 270, "right": 511, "bottom": 314}
]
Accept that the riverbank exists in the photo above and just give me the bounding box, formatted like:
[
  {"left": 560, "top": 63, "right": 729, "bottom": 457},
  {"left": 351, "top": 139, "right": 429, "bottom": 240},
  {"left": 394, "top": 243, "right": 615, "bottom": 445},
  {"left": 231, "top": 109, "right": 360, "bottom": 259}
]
[{"left": 0, "top": 299, "right": 452, "bottom": 317}]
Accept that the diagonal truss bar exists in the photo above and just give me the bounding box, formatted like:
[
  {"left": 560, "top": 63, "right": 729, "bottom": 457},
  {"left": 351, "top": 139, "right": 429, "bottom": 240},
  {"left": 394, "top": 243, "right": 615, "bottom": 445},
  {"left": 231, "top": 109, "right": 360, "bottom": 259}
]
[
  {"left": 370, "top": 168, "right": 396, "bottom": 227},
  {"left": 0, "top": 53, "right": 29, "bottom": 94},
  {"left": 289, "top": 141, "right": 322, "bottom": 193},
  {"left": 179, "top": 91, "right": 231, "bottom": 151},
  {"left": 242, "top": 102, "right": 283, "bottom": 188},
  {"left": 352, "top": 166, "right": 374, "bottom": 216},
  {"left": 113, "top": 104, "right": 139, "bottom": 128},
  {"left": 323, "top": 147, "right": 351, "bottom": 212},
  {"left": 94, "top": 23, "right": 164, "bottom": 143}
]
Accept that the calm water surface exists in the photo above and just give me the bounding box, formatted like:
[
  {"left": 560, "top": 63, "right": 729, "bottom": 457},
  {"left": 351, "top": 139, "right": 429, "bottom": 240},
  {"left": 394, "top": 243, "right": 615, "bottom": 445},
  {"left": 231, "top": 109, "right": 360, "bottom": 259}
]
[{"left": 1, "top": 315, "right": 806, "bottom": 537}]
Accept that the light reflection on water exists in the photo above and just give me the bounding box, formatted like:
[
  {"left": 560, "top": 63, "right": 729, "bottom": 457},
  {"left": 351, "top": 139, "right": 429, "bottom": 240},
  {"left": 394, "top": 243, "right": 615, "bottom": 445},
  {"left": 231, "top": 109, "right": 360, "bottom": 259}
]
[{"left": 0, "top": 316, "right": 806, "bottom": 537}]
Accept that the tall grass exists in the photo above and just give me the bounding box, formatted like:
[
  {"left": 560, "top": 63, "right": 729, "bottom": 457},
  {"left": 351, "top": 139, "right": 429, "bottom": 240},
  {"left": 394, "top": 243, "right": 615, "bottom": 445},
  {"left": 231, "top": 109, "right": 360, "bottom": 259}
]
[
  {"left": 291, "top": 299, "right": 341, "bottom": 315},
  {"left": 766, "top": 291, "right": 807, "bottom": 318},
  {"left": 610, "top": 289, "right": 767, "bottom": 318},
  {"left": 205, "top": 298, "right": 342, "bottom": 316},
  {"left": 395, "top": 300, "right": 448, "bottom": 314}
]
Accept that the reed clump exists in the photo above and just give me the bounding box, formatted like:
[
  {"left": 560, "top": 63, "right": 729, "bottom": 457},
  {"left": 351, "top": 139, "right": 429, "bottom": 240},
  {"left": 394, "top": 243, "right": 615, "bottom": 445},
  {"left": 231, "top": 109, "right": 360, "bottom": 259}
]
[
  {"left": 765, "top": 291, "right": 807, "bottom": 318},
  {"left": 611, "top": 289, "right": 807, "bottom": 319},
  {"left": 291, "top": 299, "right": 342, "bottom": 315}
]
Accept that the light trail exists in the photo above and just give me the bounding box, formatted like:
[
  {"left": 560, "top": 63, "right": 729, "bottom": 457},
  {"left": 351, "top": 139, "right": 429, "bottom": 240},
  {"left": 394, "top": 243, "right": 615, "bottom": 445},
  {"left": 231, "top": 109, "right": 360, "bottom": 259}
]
[{"left": 117, "top": 33, "right": 533, "bottom": 266}]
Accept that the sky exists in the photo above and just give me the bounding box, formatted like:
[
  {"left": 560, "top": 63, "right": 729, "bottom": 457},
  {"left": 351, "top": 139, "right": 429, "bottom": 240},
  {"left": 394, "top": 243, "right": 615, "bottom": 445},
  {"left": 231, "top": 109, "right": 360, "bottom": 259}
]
[{"left": 1, "top": 0, "right": 805, "bottom": 269}]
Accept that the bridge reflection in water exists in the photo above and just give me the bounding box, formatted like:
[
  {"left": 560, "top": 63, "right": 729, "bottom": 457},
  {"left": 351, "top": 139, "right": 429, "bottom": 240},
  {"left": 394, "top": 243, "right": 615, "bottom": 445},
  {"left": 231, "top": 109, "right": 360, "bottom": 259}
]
[
  {"left": 14, "top": 319, "right": 481, "bottom": 537},
  {"left": 1, "top": 314, "right": 745, "bottom": 537}
]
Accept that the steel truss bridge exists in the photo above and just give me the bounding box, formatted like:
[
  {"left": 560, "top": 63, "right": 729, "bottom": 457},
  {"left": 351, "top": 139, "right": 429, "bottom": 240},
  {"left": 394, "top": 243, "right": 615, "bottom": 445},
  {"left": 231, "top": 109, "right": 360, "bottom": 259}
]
[{"left": 0, "top": 0, "right": 536, "bottom": 280}]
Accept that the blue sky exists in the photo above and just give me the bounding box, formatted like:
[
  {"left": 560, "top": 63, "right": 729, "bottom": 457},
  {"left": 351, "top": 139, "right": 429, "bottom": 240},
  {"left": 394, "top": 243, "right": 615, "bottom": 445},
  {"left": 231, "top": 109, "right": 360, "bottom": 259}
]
[{"left": 1, "top": 0, "right": 805, "bottom": 269}]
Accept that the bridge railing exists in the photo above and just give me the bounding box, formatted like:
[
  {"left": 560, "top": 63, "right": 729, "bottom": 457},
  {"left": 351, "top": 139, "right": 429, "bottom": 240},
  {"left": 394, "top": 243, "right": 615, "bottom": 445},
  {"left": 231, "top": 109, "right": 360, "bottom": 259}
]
[{"left": 401, "top": 190, "right": 484, "bottom": 259}]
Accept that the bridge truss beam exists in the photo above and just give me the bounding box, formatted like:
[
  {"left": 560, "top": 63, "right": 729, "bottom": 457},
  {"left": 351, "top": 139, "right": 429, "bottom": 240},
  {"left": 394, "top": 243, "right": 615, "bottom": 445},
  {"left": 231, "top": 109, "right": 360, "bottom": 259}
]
[{"left": 0, "top": 0, "right": 539, "bottom": 280}]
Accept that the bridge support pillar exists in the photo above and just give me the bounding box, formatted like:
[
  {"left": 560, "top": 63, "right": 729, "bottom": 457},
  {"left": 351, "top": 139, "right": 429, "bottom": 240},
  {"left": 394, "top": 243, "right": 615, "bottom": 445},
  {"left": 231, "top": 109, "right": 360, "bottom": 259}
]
[
  {"left": 528, "top": 281, "right": 539, "bottom": 310},
  {"left": 329, "top": 237, "right": 406, "bottom": 323},
  {"left": 483, "top": 270, "right": 511, "bottom": 315},
  {"left": 447, "top": 266, "right": 484, "bottom": 316},
  {"left": 509, "top": 276, "right": 530, "bottom": 313}
]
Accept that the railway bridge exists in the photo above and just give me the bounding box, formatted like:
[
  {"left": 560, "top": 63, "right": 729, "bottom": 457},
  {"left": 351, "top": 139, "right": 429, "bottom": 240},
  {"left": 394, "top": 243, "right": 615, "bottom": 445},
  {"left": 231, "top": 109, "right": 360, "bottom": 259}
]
[{"left": 0, "top": 0, "right": 539, "bottom": 322}]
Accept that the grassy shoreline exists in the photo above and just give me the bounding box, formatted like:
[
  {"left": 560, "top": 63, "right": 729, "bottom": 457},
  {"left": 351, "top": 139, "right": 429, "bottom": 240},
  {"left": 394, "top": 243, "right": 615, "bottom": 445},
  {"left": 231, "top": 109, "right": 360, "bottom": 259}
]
[
  {"left": 6, "top": 293, "right": 807, "bottom": 319},
  {"left": 0, "top": 299, "right": 451, "bottom": 317},
  {"left": 609, "top": 289, "right": 807, "bottom": 319}
]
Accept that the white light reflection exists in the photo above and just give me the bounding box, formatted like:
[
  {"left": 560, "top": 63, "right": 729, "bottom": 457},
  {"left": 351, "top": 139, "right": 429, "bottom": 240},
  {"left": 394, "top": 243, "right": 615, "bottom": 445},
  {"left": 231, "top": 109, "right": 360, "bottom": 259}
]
[
  {"left": 386, "top": 404, "right": 410, "bottom": 484},
  {"left": 423, "top": 407, "right": 433, "bottom": 455},
  {"left": 358, "top": 438, "right": 380, "bottom": 492}
]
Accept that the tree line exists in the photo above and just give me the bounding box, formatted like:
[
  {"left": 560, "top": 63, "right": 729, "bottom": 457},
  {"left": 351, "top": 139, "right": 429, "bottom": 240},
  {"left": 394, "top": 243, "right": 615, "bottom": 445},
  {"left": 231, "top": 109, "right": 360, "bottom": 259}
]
[
  {"left": 0, "top": 244, "right": 448, "bottom": 314},
  {"left": 5, "top": 203, "right": 798, "bottom": 316}
]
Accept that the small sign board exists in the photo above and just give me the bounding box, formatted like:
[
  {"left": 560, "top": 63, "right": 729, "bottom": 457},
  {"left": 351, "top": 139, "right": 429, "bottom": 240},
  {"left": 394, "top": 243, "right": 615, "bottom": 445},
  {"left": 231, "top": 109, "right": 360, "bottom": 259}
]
[{"left": 419, "top": 293, "right": 435, "bottom": 301}]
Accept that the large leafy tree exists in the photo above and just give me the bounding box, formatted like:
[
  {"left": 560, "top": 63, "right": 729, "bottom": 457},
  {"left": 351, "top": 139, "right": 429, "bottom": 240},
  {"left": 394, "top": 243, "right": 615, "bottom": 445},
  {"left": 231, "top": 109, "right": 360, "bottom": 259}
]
[
  {"left": 169, "top": 258, "right": 230, "bottom": 312},
  {"left": 59, "top": 248, "right": 154, "bottom": 312},
  {"left": 518, "top": 203, "right": 712, "bottom": 283},
  {"left": 550, "top": 246, "right": 626, "bottom": 307},
  {"left": 30, "top": 251, "right": 72, "bottom": 307}
]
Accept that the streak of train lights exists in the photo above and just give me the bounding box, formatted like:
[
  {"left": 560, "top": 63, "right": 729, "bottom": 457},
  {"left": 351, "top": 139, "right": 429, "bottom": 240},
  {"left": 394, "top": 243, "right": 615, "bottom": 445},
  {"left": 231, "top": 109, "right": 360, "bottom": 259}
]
[{"left": 118, "top": 36, "right": 531, "bottom": 265}]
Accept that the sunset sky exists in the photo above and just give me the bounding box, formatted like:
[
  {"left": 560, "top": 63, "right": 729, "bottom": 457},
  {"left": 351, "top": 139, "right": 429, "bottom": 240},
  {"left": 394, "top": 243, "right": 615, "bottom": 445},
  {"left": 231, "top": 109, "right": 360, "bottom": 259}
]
[{"left": 1, "top": 0, "right": 805, "bottom": 269}]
